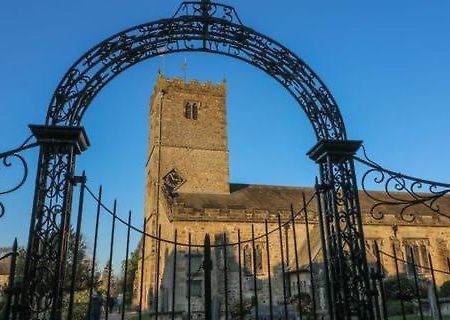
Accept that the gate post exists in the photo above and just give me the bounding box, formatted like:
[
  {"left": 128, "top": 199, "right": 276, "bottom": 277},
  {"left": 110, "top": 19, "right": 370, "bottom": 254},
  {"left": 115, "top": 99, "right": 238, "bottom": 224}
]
[
  {"left": 308, "top": 140, "right": 374, "bottom": 320},
  {"left": 203, "top": 234, "right": 212, "bottom": 320},
  {"left": 20, "top": 125, "right": 89, "bottom": 319}
]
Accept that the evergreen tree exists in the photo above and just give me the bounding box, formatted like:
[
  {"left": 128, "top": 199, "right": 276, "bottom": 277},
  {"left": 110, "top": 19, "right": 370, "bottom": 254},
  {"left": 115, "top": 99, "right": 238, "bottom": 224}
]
[
  {"left": 119, "top": 243, "right": 140, "bottom": 305},
  {"left": 64, "top": 227, "right": 92, "bottom": 291}
]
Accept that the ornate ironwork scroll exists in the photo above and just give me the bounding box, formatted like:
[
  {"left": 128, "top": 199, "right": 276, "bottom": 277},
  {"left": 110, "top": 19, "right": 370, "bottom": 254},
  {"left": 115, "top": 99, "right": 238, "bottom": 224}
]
[
  {"left": 0, "top": 136, "right": 38, "bottom": 218},
  {"left": 309, "top": 140, "right": 374, "bottom": 319},
  {"left": 20, "top": 1, "right": 375, "bottom": 319},
  {"left": 20, "top": 126, "right": 89, "bottom": 319},
  {"left": 45, "top": 1, "right": 346, "bottom": 141},
  {"left": 354, "top": 146, "right": 450, "bottom": 223}
]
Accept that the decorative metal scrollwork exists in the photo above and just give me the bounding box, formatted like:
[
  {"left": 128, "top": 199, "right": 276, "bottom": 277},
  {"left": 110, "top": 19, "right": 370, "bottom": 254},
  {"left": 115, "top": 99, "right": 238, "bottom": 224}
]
[
  {"left": 354, "top": 146, "right": 450, "bottom": 222},
  {"left": 45, "top": 1, "right": 346, "bottom": 141},
  {"left": 22, "top": 1, "right": 373, "bottom": 319},
  {"left": 0, "top": 135, "right": 38, "bottom": 218},
  {"left": 173, "top": 1, "right": 243, "bottom": 24}
]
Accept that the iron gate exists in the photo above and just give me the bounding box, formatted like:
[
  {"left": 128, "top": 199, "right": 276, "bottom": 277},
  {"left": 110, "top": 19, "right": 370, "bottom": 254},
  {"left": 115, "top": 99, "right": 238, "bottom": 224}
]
[
  {"left": 2, "top": 160, "right": 450, "bottom": 320},
  {"left": 1, "top": 1, "right": 450, "bottom": 319}
]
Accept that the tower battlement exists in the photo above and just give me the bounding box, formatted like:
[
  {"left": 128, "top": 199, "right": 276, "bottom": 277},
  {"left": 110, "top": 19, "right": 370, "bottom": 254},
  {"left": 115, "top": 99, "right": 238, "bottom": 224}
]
[
  {"left": 151, "top": 74, "right": 226, "bottom": 99},
  {"left": 146, "top": 73, "right": 230, "bottom": 202}
]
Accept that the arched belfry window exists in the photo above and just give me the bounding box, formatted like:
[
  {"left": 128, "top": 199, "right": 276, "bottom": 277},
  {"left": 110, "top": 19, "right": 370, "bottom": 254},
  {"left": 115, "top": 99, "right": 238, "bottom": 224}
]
[
  {"left": 192, "top": 103, "right": 198, "bottom": 120},
  {"left": 184, "top": 101, "right": 199, "bottom": 120},
  {"left": 184, "top": 102, "right": 191, "bottom": 119}
]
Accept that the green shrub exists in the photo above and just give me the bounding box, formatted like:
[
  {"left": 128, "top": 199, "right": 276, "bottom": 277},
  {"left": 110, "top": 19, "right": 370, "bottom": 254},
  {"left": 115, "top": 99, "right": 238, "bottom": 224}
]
[
  {"left": 386, "top": 300, "right": 414, "bottom": 316},
  {"left": 384, "top": 276, "right": 427, "bottom": 301},
  {"left": 62, "top": 290, "right": 90, "bottom": 320},
  {"left": 440, "top": 281, "right": 450, "bottom": 297},
  {"left": 290, "top": 292, "right": 313, "bottom": 315},
  {"left": 230, "top": 298, "right": 252, "bottom": 318}
]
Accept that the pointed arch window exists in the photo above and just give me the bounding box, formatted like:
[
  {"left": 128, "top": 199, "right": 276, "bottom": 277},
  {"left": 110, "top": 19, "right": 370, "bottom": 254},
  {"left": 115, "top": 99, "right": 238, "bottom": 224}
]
[
  {"left": 184, "top": 101, "right": 199, "bottom": 120},
  {"left": 242, "top": 243, "right": 265, "bottom": 275},
  {"left": 403, "top": 238, "right": 430, "bottom": 277},
  {"left": 243, "top": 244, "right": 252, "bottom": 275}
]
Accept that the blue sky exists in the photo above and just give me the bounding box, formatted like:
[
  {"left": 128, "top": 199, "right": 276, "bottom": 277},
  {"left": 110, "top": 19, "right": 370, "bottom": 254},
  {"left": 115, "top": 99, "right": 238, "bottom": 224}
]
[{"left": 1, "top": 0, "right": 450, "bottom": 269}]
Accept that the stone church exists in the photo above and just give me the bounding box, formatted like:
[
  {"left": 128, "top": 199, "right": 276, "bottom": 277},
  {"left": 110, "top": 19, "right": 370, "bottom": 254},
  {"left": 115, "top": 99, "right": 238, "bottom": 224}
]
[{"left": 133, "top": 74, "right": 450, "bottom": 319}]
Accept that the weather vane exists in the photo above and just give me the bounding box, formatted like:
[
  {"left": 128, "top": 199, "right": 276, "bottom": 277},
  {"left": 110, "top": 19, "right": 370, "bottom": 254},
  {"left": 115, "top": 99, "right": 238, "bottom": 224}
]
[{"left": 181, "top": 58, "right": 188, "bottom": 81}]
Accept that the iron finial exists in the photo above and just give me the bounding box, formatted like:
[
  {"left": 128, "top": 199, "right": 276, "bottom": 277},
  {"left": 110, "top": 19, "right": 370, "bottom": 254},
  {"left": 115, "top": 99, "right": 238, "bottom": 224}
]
[{"left": 200, "top": 0, "right": 211, "bottom": 16}]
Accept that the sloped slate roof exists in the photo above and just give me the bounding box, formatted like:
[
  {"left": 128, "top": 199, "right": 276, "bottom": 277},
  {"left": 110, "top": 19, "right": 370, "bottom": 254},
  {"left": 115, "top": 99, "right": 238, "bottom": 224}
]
[
  {"left": 173, "top": 183, "right": 314, "bottom": 211},
  {"left": 171, "top": 183, "right": 450, "bottom": 220}
]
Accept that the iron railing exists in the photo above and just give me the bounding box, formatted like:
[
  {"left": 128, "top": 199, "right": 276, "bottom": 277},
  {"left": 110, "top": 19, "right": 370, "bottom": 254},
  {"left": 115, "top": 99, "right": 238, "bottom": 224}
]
[
  {"left": 81, "top": 183, "right": 320, "bottom": 320},
  {"left": 2, "top": 137, "right": 450, "bottom": 319},
  {"left": 3, "top": 174, "right": 450, "bottom": 320}
]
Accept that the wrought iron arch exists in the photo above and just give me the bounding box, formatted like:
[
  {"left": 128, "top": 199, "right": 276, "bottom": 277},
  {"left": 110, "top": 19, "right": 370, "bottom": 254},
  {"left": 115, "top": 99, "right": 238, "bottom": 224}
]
[
  {"left": 46, "top": 1, "right": 346, "bottom": 140},
  {"left": 21, "top": 1, "right": 373, "bottom": 319}
]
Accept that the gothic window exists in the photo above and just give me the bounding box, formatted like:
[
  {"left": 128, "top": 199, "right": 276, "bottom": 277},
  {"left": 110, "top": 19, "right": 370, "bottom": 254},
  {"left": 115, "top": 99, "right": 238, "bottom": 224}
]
[
  {"left": 192, "top": 103, "right": 198, "bottom": 120},
  {"left": 184, "top": 101, "right": 199, "bottom": 120},
  {"left": 420, "top": 243, "right": 430, "bottom": 267},
  {"left": 403, "top": 239, "right": 430, "bottom": 277},
  {"left": 404, "top": 242, "right": 414, "bottom": 275},
  {"left": 243, "top": 244, "right": 252, "bottom": 275},
  {"left": 365, "top": 238, "right": 382, "bottom": 264},
  {"left": 184, "top": 102, "right": 191, "bottom": 119},
  {"left": 243, "top": 243, "right": 265, "bottom": 275}
]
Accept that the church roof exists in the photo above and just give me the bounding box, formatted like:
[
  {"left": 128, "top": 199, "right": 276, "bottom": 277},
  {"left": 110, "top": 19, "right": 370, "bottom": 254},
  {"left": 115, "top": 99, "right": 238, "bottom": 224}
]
[
  {"left": 173, "top": 183, "right": 314, "bottom": 212},
  {"left": 169, "top": 183, "right": 450, "bottom": 225}
]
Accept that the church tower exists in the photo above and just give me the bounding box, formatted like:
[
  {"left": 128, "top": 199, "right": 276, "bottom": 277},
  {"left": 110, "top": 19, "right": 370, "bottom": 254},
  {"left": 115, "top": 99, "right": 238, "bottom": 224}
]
[
  {"left": 139, "top": 75, "right": 230, "bottom": 309},
  {"left": 145, "top": 74, "right": 230, "bottom": 224},
  {"left": 135, "top": 74, "right": 450, "bottom": 315}
]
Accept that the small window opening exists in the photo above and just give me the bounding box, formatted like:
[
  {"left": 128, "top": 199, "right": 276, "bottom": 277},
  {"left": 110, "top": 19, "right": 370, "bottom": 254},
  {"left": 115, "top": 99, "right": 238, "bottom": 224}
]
[{"left": 184, "top": 102, "right": 199, "bottom": 120}]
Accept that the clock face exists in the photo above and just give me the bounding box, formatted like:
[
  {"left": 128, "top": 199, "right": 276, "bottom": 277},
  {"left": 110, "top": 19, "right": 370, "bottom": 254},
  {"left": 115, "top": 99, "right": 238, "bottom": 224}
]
[{"left": 163, "top": 169, "right": 185, "bottom": 192}]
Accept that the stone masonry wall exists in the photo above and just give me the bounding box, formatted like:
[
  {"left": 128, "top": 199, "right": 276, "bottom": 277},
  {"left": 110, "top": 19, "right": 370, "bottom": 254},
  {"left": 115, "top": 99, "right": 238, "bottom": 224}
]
[{"left": 135, "top": 75, "right": 450, "bottom": 318}]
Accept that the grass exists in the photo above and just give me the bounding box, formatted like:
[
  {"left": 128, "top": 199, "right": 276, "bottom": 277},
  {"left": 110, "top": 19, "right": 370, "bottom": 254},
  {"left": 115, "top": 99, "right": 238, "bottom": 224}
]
[
  {"left": 128, "top": 314, "right": 151, "bottom": 320},
  {"left": 389, "top": 316, "right": 450, "bottom": 320},
  {"left": 129, "top": 313, "right": 450, "bottom": 320}
]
